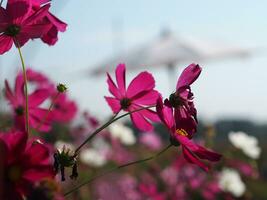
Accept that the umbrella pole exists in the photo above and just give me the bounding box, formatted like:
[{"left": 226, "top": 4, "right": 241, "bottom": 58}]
[{"left": 167, "top": 63, "right": 176, "bottom": 92}]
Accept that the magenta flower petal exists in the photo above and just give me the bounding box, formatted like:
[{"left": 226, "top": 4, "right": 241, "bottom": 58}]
[
  {"left": 177, "top": 135, "right": 221, "bottom": 162},
  {"left": 107, "top": 73, "right": 121, "bottom": 98},
  {"left": 7, "top": 0, "right": 31, "bottom": 24},
  {"left": 156, "top": 97, "right": 175, "bottom": 132},
  {"left": 29, "top": 108, "right": 52, "bottom": 131},
  {"left": 28, "top": 89, "right": 51, "bottom": 107},
  {"left": 23, "top": 4, "right": 51, "bottom": 25},
  {"left": 176, "top": 63, "right": 201, "bottom": 89},
  {"left": 126, "top": 71, "right": 155, "bottom": 98},
  {"left": 132, "top": 90, "right": 159, "bottom": 105},
  {"left": 46, "top": 13, "right": 67, "bottom": 32},
  {"left": 106, "top": 64, "right": 160, "bottom": 131},
  {"left": 4, "top": 80, "right": 17, "bottom": 106},
  {"left": 115, "top": 63, "right": 126, "bottom": 95},
  {"left": 0, "top": 35, "right": 13, "bottom": 54},
  {"left": 130, "top": 111, "right": 153, "bottom": 131},
  {"left": 105, "top": 96, "right": 121, "bottom": 113},
  {"left": 0, "top": 131, "right": 54, "bottom": 199},
  {"left": 0, "top": 7, "right": 8, "bottom": 31},
  {"left": 138, "top": 109, "right": 160, "bottom": 123},
  {"left": 41, "top": 26, "right": 58, "bottom": 45},
  {"left": 182, "top": 147, "right": 209, "bottom": 172},
  {"left": 20, "top": 23, "right": 51, "bottom": 39},
  {"left": 24, "top": 143, "right": 50, "bottom": 166}
]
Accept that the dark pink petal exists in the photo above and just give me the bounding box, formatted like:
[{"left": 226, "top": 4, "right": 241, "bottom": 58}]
[
  {"left": 15, "top": 74, "right": 25, "bottom": 102},
  {"left": 20, "top": 23, "right": 52, "bottom": 39},
  {"left": 28, "top": 88, "right": 51, "bottom": 107},
  {"left": 7, "top": 0, "right": 31, "bottom": 24},
  {"left": 41, "top": 26, "right": 58, "bottom": 45},
  {"left": 193, "top": 144, "right": 222, "bottom": 162},
  {"left": 139, "top": 109, "right": 160, "bottom": 123},
  {"left": 15, "top": 32, "right": 30, "bottom": 47},
  {"left": 23, "top": 4, "right": 50, "bottom": 25},
  {"left": 177, "top": 135, "right": 221, "bottom": 162},
  {"left": 32, "top": 0, "right": 50, "bottom": 7},
  {"left": 0, "top": 35, "right": 13, "bottom": 55},
  {"left": 22, "top": 165, "right": 54, "bottom": 182},
  {"left": 126, "top": 71, "right": 155, "bottom": 98},
  {"left": 107, "top": 73, "right": 122, "bottom": 98},
  {"left": 176, "top": 63, "right": 201, "bottom": 89},
  {"left": 132, "top": 90, "right": 159, "bottom": 105},
  {"left": 46, "top": 12, "right": 67, "bottom": 32},
  {"left": 24, "top": 142, "right": 51, "bottom": 166},
  {"left": 115, "top": 63, "right": 126, "bottom": 95},
  {"left": 131, "top": 104, "right": 160, "bottom": 123},
  {"left": 4, "top": 80, "right": 17, "bottom": 106},
  {"left": 130, "top": 111, "right": 153, "bottom": 131},
  {"left": 0, "top": 7, "right": 8, "bottom": 32},
  {"left": 105, "top": 96, "right": 121, "bottom": 113},
  {"left": 0, "top": 131, "right": 27, "bottom": 160},
  {"left": 29, "top": 108, "right": 51, "bottom": 132},
  {"left": 156, "top": 97, "right": 175, "bottom": 131},
  {"left": 182, "top": 146, "right": 209, "bottom": 172}
]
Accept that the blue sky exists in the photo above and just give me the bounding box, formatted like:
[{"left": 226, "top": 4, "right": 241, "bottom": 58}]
[{"left": 1, "top": 0, "right": 267, "bottom": 123}]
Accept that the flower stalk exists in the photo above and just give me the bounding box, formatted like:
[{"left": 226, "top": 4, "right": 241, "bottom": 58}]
[
  {"left": 74, "top": 105, "right": 155, "bottom": 155},
  {"left": 15, "top": 39, "right": 30, "bottom": 134},
  {"left": 36, "top": 92, "right": 60, "bottom": 131},
  {"left": 64, "top": 143, "right": 172, "bottom": 197}
]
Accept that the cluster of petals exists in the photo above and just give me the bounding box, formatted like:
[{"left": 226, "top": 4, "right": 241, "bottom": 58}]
[
  {"left": 156, "top": 63, "right": 221, "bottom": 171},
  {"left": 105, "top": 63, "right": 160, "bottom": 131},
  {"left": 5, "top": 69, "right": 77, "bottom": 132},
  {"left": 0, "top": 131, "right": 54, "bottom": 199},
  {"left": 0, "top": 0, "right": 67, "bottom": 54}
]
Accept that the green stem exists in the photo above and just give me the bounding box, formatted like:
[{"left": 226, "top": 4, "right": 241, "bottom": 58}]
[
  {"left": 15, "top": 39, "right": 30, "bottom": 134},
  {"left": 0, "top": 0, "right": 3, "bottom": 6},
  {"left": 64, "top": 144, "right": 172, "bottom": 197},
  {"left": 74, "top": 105, "right": 155, "bottom": 155},
  {"left": 36, "top": 92, "right": 60, "bottom": 131}
]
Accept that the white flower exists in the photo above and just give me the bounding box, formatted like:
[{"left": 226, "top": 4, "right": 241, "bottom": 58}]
[
  {"left": 228, "top": 131, "right": 261, "bottom": 159},
  {"left": 109, "top": 123, "right": 136, "bottom": 145},
  {"left": 219, "top": 168, "right": 246, "bottom": 197},
  {"left": 80, "top": 148, "right": 107, "bottom": 167},
  {"left": 55, "top": 140, "right": 75, "bottom": 153}
]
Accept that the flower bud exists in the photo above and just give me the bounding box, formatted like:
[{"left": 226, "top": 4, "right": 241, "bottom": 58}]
[{"left": 57, "top": 83, "right": 67, "bottom": 93}]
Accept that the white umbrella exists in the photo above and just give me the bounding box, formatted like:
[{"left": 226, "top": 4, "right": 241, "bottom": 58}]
[{"left": 90, "top": 31, "right": 251, "bottom": 76}]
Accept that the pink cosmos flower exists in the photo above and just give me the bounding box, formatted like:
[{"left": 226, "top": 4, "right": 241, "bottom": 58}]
[
  {"left": 139, "top": 131, "right": 162, "bottom": 151},
  {"left": 5, "top": 71, "right": 53, "bottom": 132},
  {"left": 156, "top": 97, "right": 221, "bottom": 171},
  {"left": 50, "top": 93, "right": 77, "bottom": 123},
  {"left": 105, "top": 63, "right": 160, "bottom": 131},
  {"left": 0, "top": 131, "right": 54, "bottom": 199},
  {"left": 0, "top": 0, "right": 52, "bottom": 54},
  {"left": 31, "top": 0, "right": 67, "bottom": 45},
  {"left": 168, "top": 63, "right": 201, "bottom": 135}
]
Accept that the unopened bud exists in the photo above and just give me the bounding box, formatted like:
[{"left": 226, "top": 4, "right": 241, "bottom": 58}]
[{"left": 57, "top": 83, "right": 67, "bottom": 93}]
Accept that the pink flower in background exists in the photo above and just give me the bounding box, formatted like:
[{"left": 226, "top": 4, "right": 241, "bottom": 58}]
[
  {"left": 27, "top": 68, "right": 77, "bottom": 123},
  {"left": 138, "top": 183, "right": 166, "bottom": 200},
  {"left": 26, "top": 68, "right": 54, "bottom": 89},
  {"left": 156, "top": 97, "right": 221, "bottom": 171},
  {"left": 5, "top": 72, "right": 53, "bottom": 132},
  {"left": 0, "top": 131, "right": 54, "bottom": 199},
  {"left": 105, "top": 64, "right": 160, "bottom": 131},
  {"left": 139, "top": 131, "right": 162, "bottom": 151},
  {"left": 31, "top": 0, "right": 67, "bottom": 45},
  {"left": 0, "top": 0, "right": 52, "bottom": 54},
  {"left": 51, "top": 93, "right": 77, "bottom": 123}
]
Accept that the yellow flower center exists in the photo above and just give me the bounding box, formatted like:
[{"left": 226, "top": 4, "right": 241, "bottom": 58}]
[{"left": 176, "top": 129, "right": 188, "bottom": 136}]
